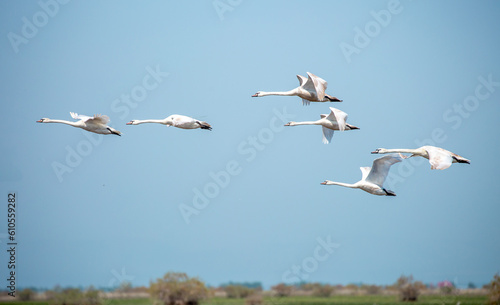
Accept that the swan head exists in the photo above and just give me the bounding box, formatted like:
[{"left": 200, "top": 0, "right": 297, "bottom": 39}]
[
  {"left": 126, "top": 120, "right": 138, "bottom": 125},
  {"left": 284, "top": 121, "right": 295, "bottom": 126},
  {"left": 37, "top": 118, "right": 49, "bottom": 123},
  {"left": 252, "top": 92, "right": 262, "bottom": 97},
  {"left": 371, "top": 148, "right": 387, "bottom": 154},
  {"left": 320, "top": 180, "right": 331, "bottom": 185}
]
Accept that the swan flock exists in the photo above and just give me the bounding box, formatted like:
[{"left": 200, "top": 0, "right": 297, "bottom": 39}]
[{"left": 37, "top": 72, "right": 470, "bottom": 197}]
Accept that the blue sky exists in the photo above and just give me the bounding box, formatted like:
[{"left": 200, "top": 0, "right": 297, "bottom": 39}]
[{"left": 1, "top": 0, "right": 499, "bottom": 290}]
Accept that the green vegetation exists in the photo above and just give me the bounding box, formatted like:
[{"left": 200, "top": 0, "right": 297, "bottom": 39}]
[
  {"left": 486, "top": 273, "right": 500, "bottom": 305},
  {"left": 3, "top": 273, "right": 496, "bottom": 305},
  {"left": 222, "top": 285, "right": 257, "bottom": 298},
  {"left": 210, "top": 295, "right": 487, "bottom": 305},
  {"left": 0, "top": 294, "right": 489, "bottom": 305},
  {"left": 149, "top": 272, "right": 209, "bottom": 305}
]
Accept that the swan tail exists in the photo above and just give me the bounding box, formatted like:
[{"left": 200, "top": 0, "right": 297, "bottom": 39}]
[
  {"left": 197, "top": 121, "right": 212, "bottom": 130},
  {"left": 383, "top": 189, "right": 396, "bottom": 196},
  {"left": 452, "top": 155, "right": 471, "bottom": 164},
  {"left": 325, "top": 94, "right": 342, "bottom": 102}
]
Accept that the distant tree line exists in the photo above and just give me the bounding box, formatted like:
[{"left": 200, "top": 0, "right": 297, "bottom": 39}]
[{"left": 7, "top": 272, "right": 500, "bottom": 305}]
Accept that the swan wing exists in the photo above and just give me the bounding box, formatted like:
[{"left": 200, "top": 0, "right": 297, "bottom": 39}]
[
  {"left": 296, "top": 74, "right": 307, "bottom": 86},
  {"left": 301, "top": 72, "right": 327, "bottom": 101},
  {"left": 365, "top": 154, "right": 403, "bottom": 186},
  {"left": 322, "top": 126, "right": 334, "bottom": 144},
  {"left": 360, "top": 167, "right": 371, "bottom": 181},
  {"left": 307, "top": 72, "right": 327, "bottom": 101},
  {"left": 326, "top": 107, "right": 347, "bottom": 131},
  {"left": 425, "top": 147, "right": 453, "bottom": 170},
  {"left": 171, "top": 115, "right": 196, "bottom": 127},
  {"left": 88, "top": 114, "right": 110, "bottom": 126},
  {"left": 70, "top": 112, "right": 92, "bottom": 122}
]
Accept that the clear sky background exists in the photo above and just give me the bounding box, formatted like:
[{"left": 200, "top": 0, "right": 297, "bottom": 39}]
[{"left": 1, "top": 0, "right": 499, "bottom": 290}]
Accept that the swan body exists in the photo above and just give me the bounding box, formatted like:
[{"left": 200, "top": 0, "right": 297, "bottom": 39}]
[
  {"left": 371, "top": 146, "right": 470, "bottom": 170},
  {"left": 126, "top": 115, "right": 212, "bottom": 130},
  {"left": 252, "top": 72, "right": 342, "bottom": 105},
  {"left": 36, "top": 112, "right": 121, "bottom": 136},
  {"left": 321, "top": 154, "right": 403, "bottom": 196},
  {"left": 284, "top": 107, "right": 359, "bottom": 144}
]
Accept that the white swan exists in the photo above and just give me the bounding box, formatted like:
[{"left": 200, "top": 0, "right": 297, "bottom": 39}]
[
  {"left": 284, "top": 107, "right": 359, "bottom": 144},
  {"left": 321, "top": 154, "right": 404, "bottom": 196},
  {"left": 126, "top": 115, "right": 212, "bottom": 130},
  {"left": 371, "top": 146, "right": 470, "bottom": 170},
  {"left": 252, "top": 72, "right": 342, "bottom": 105},
  {"left": 36, "top": 112, "right": 121, "bottom": 136}
]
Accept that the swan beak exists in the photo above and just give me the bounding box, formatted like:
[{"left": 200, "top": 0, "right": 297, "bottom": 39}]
[
  {"left": 36, "top": 119, "right": 42, "bottom": 123},
  {"left": 126, "top": 121, "right": 133, "bottom": 125},
  {"left": 320, "top": 181, "right": 327, "bottom": 185},
  {"left": 371, "top": 150, "right": 379, "bottom": 154},
  {"left": 252, "top": 93, "right": 258, "bottom": 97}
]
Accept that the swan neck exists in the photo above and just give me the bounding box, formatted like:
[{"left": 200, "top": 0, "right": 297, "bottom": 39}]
[
  {"left": 326, "top": 181, "right": 358, "bottom": 188},
  {"left": 259, "top": 89, "right": 297, "bottom": 96},
  {"left": 290, "top": 120, "right": 321, "bottom": 126},
  {"left": 384, "top": 148, "right": 417, "bottom": 154},
  {"left": 46, "top": 119, "right": 79, "bottom": 126},
  {"left": 135, "top": 119, "right": 166, "bottom": 125}
]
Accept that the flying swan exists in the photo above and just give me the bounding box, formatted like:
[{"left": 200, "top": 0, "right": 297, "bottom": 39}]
[
  {"left": 36, "top": 112, "right": 121, "bottom": 136},
  {"left": 252, "top": 72, "right": 342, "bottom": 105},
  {"left": 321, "top": 154, "right": 404, "bottom": 196},
  {"left": 284, "top": 107, "right": 359, "bottom": 144},
  {"left": 126, "top": 115, "right": 212, "bottom": 130},
  {"left": 371, "top": 146, "right": 470, "bottom": 170}
]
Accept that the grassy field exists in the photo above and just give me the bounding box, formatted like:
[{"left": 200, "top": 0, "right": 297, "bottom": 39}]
[
  {"left": 207, "top": 295, "right": 488, "bottom": 305},
  {"left": 0, "top": 295, "right": 489, "bottom": 305}
]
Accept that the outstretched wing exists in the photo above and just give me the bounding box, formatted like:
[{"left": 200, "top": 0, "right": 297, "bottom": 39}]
[
  {"left": 301, "top": 72, "right": 327, "bottom": 101},
  {"left": 296, "top": 74, "right": 308, "bottom": 86},
  {"left": 325, "top": 107, "right": 347, "bottom": 131},
  {"left": 321, "top": 126, "right": 334, "bottom": 144},
  {"left": 365, "top": 154, "right": 403, "bottom": 186},
  {"left": 425, "top": 147, "right": 453, "bottom": 170},
  {"left": 360, "top": 167, "right": 371, "bottom": 181},
  {"left": 89, "top": 114, "right": 110, "bottom": 125},
  {"left": 70, "top": 112, "right": 92, "bottom": 122},
  {"left": 171, "top": 115, "right": 197, "bottom": 128}
]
